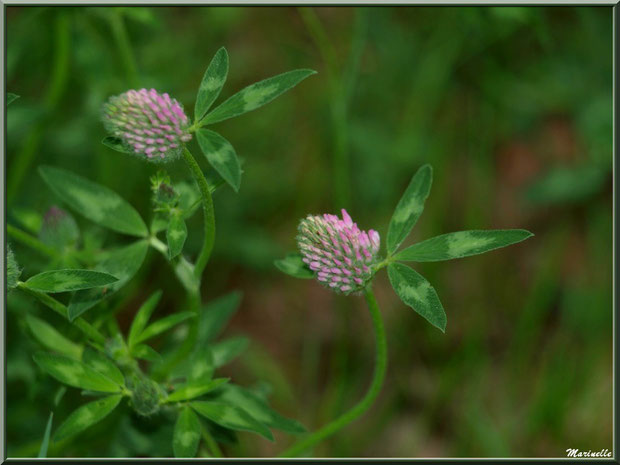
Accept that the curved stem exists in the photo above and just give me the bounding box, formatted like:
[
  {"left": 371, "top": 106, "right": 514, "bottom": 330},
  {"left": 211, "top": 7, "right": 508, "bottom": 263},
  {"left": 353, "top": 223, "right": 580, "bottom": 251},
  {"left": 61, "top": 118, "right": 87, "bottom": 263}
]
[
  {"left": 280, "top": 285, "right": 387, "bottom": 457},
  {"left": 181, "top": 147, "right": 215, "bottom": 279}
]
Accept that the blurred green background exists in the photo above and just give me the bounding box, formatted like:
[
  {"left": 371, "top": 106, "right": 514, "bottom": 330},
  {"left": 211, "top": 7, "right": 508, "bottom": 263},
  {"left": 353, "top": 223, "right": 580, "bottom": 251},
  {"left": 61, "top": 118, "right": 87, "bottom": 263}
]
[{"left": 6, "top": 6, "right": 612, "bottom": 458}]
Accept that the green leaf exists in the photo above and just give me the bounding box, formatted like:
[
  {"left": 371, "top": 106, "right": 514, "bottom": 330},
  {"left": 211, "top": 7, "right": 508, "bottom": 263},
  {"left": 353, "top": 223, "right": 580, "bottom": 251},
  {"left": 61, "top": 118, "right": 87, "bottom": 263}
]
[
  {"left": 201, "top": 69, "right": 317, "bottom": 125},
  {"left": 101, "top": 136, "right": 133, "bottom": 154},
  {"left": 33, "top": 352, "right": 122, "bottom": 392},
  {"left": 387, "top": 164, "right": 433, "bottom": 254},
  {"left": 195, "top": 47, "right": 229, "bottom": 122},
  {"left": 135, "top": 312, "right": 195, "bottom": 344},
  {"left": 38, "top": 412, "right": 53, "bottom": 458},
  {"left": 54, "top": 395, "right": 122, "bottom": 442},
  {"left": 387, "top": 262, "right": 446, "bottom": 332},
  {"left": 131, "top": 344, "right": 162, "bottom": 362},
  {"left": 395, "top": 230, "right": 534, "bottom": 262},
  {"left": 24, "top": 269, "right": 118, "bottom": 293},
  {"left": 173, "top": 406, "right": 201, "bottom": 458},
  {"left": 25, "top": 315, "right": 83, "bottom": 359},
  {"left": 215, "top": 384, "right": 306, "bottom": 434},
  {"left": 167, "top": 214, "right": 188, "bottom": 260},
  {"left": 166, "top": 378, "right": 229, "bottom": 403},
  {"left": 190, "top": 401, "right": 274, "bottom": 441},
  {"left": 68, "top": 240, "right": 148, "bottom": 321},
  {"left": 196, "top": 129, "right": 241, "bottom": 192},
  {"left": 128, "top": 290, "right": 163, "bottom": 348},
  {"left": 197, "top": 291, "right": 243, "bottom": 344},
  {"left": 274, "top": 253, "right": 314, "bottom": 279},
  {"left": 7, "top": 92, "right": 20, "bottom": 106},
  {"left": 187, "top": 346, "right": 215, "bottom": 383},
  {"left": 39, "top": 165, "right": 148, "bottom": 237},
  {"left": 211, "top": 336, "right": 249, "bottom": 367},
  {"left": 82, "top": 347, "right": 125, "bottom": 386}
]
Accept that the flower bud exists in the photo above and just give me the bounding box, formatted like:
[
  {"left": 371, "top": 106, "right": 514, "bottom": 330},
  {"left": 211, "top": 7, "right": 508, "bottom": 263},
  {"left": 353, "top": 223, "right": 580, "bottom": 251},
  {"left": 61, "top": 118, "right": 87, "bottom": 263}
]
[
  {"left": 297, "top": 209, "right": 381, "bottom": 295},
  {"left": 102, "top": 88, "right": 192, "bottom": 162}
]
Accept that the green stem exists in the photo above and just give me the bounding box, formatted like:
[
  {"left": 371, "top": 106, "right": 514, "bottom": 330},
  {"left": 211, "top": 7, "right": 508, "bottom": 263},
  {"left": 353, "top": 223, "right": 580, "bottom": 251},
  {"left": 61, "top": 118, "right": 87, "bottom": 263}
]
[
  {"left": 181, "top": 147, "right": 215, "bottom": 279},
  {"left": 7, "top": 224, "right": 63, "bottom": 262},
  {"left": 108, "top": 9, "right": 140, "bottom": 88},
  {"left": 280, "top": 285, "right": 387, "bottom": 457},
  {"left": 16, "top": 282, "right": 106, "bottom": 345}
]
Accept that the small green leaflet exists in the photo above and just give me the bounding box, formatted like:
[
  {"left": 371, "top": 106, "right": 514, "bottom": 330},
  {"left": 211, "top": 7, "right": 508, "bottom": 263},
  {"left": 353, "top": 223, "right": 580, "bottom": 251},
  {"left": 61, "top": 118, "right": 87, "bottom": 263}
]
[
  {"left": 33, "top": 352, "right": 122, "bottom": 392},
  {"left": 274, "top": 253, "right": 314, "bottom": 279},
  {"left": 195, "top": 47, "right": 229, "bottom": 122},
  {"left": 214, "top": 384, "right": 306, "bottom": 434},
  {"left": 211, "top": 336, "right": 249, "bottom": 367},
  {"left": 134, "top": 311, "right": 195, "bottom": 344},
  {"left": 38, "top": 412, "right": 53, "bottom": 458},
  {"left": 165, "top": 378, "right": 229, "bottom": 403},
  {"left": 387, "top": 262, "right": 446, "bottom": 332},
  {"left": 197, "top": 291, "right": 242, "bottom": 344},
  {"left": 101, "top": 136, "right": 133, "bottom": 154},
  {"left": 196, "top": 129, "right": 242, "bottom": 192},
  {"left": 7, "top": 92, "right": 20, "bottom": 106},
  {"left": 173, "top": 406, "right": 201, "bottom": 458},
  {"left": 186, "top": 346, "right": 215, "bottom": 383},
  {"left": 128, "top": 290, "right": 163, "bottom": 349},
  {"left": 131, "top": 344, "right": 162, "bottom": 362},
  {"left": 201, "top": 69, "right": 317, "bottom": 125},
  {"left": 25, "top": 315, "right": 83, "bottom": 359},
  {"left": 82, "top": 347, "right": 125, "bottom": 386},
  {"left": 167, "top": 213, "right": 188, "bottom": 260},
  {"left": 24, "top": 269, "right": 118, "bottom": 293},
  {"left": 53, "top": 395, "right": 122, "bottom": 442},
  {"left": 387, "top": 164, "right": 432, "bottom": 255},
  {"left": 39, "top": 166, "right": 148, "bottom": 237},
  {"left": 190, "top": 401, "right": 274, "bottom": 441},
  {"left": 395, "top": 230, "right": 534, "bottom": 262},
  {"left": 68, "top": 240, "right": 149, "bottom": 321}
]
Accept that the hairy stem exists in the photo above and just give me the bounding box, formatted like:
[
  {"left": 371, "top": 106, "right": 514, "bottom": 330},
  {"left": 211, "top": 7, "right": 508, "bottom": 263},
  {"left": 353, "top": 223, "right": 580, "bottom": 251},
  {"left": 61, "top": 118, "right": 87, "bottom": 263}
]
[
  {"left": 182, "top": 147, "right": 215, "bottom": 279},
  {"left": 16, "top": 282, "right": 106, "bottom": 344},
  {"left": 280, "top": 284, "right": 387, "bottom": 457},
  {"left": 200, "top": 422, "right": 224, "bottom": 458}
]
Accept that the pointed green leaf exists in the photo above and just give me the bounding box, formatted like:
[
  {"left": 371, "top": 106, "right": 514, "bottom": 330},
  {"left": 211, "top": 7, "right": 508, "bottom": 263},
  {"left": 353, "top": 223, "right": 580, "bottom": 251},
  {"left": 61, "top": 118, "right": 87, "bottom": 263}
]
[
  {"left": 68, "top": 240, "right": 148, "bottom": 321},
  {"left": 167, "top": 214, "right": 188, "bottom": 260},
  {"left": 215, "top": 384, "right": 306, "bottom": 434},
  {"left": 201, "top": 69, "right": 317, "bottom": 125},
  {"left": 24, "top": 269, "right": 118, "bottom": 293},
  {"left": 173, "top": 406, "right": 201, "bottom": 458},
  {"left": 38, "top": 412, "right": 53, "bottom": 458},
  {"left": 33, "top": 352, "right": 122, "bottom": 392},
  {"left": 54, "top": 395, "right": 122, "bottom": 442},
  {"left": 135, "top": 312, "right": 195, "bottom": 344},
  {"left": 187, "top": 346, "right": 215, "bottom": 383},
  {"left": 25, "top": 315, "right": 83, "bottom": 359},
  {"left": 212, "top": 336, "right": 249, "bottom": 367},
  {"left": 190, "top": 401, "right": 274, "bottom": 441},
  {"left": 197, "top": 291, "right": 243, "bottom": 345},
  {"left": 387, "top": 262, "right": 446, "bottom": 332},
  {"left": 131, "top": 344, "right": 162, "bottom": 362},
  {"left": 196, "top": 129, "right": 241, "bottom": 192},
  {"left": 128, "top": 290, "right": 163, "bottom": 348},
  {"left": 166, "top": 378, "right": 229, "bottom": 403},
  {"left": 195, "top": 47, "right": 229, "bottom": 122},
  {"left": 274, "top": 253, "right": 314, "bottom": 279},
  {"left": 387, "top": 165, "right": 433, "bottom": 254},
  {"left": 82, "top": 347, "right": 125, "bottom": 386},
  {"left": 39, "top": 165, "right": 148, "bottom": 237},
  {"left": 7, "top": 92, "right": 20, "bottom": 106},
  {"left": 101, "top": 136, "right": 133, "bottom": 154},
  {"left": 395, "top": 230, "right": 534, "bottom": 262}
]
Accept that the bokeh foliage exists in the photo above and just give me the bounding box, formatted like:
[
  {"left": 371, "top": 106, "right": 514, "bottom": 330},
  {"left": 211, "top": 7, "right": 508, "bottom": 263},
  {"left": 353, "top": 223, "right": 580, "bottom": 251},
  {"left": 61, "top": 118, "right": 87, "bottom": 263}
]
[{"left": 6, "top": 6, "right": 612, "bottom": 457}]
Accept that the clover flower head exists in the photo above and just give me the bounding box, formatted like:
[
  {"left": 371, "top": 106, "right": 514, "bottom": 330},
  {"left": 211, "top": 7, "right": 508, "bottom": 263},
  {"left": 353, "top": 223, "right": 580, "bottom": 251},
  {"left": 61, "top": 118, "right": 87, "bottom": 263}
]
[
  {"left": 102, "top": 88, "right": 192, "bottom": 162},
  {"left": 297, "top": 209, "right": 381, "bottom": 295}
]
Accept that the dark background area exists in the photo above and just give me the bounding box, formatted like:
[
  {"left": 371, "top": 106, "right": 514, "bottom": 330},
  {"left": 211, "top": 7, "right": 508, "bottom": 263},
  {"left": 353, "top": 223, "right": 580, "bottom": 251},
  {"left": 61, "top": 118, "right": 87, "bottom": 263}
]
[{"left": 6, "top": 6, "right": 613, "bottom": 457}]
